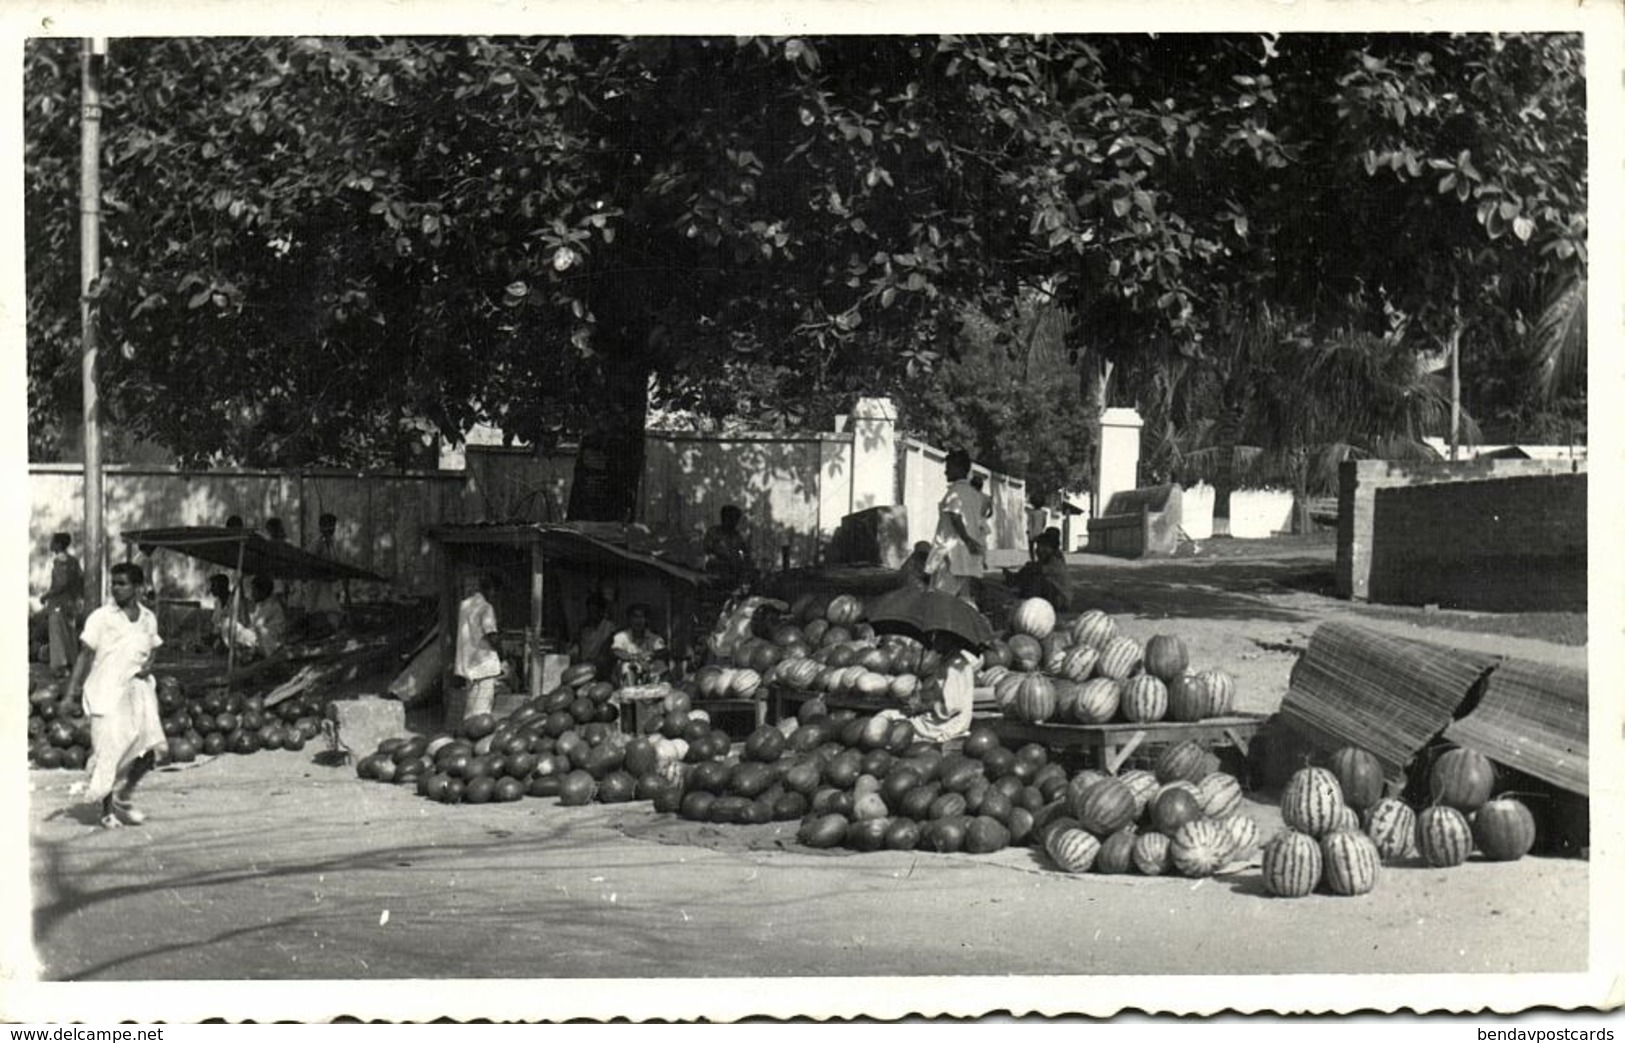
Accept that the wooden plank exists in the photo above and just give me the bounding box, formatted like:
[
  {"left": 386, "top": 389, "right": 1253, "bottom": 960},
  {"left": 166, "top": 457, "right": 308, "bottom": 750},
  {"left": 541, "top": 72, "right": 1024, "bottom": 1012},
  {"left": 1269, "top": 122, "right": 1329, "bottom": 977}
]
[
  {"left": 989, "top": 715, "right": 1265, "bottom": 773},
  {"left": 529, "top": 540, "right": 546, "bottom": 700}
]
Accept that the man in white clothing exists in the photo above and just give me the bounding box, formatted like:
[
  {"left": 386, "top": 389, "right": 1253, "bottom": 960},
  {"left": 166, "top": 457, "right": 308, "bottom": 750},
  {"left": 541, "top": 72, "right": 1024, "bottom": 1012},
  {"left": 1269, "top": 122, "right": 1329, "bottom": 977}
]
[
  {"left": 65, "top": 562, "right": 166, "bottom": 829},
  {"left": 455, "top": 573, "right": 503, "bottom": 719},
  {"left": 926, "top": 448, "right": 988, "bottom": 602}
]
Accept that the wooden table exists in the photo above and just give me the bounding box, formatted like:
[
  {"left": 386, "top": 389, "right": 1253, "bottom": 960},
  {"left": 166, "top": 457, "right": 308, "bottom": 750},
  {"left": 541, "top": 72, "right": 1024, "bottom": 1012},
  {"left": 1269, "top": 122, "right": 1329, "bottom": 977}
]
[
  {"left": 769, "top": 685, "right": 998, "bottom": 725},
  {"left": 989, "top": 714, "right": 1267, "bottom": 774}
]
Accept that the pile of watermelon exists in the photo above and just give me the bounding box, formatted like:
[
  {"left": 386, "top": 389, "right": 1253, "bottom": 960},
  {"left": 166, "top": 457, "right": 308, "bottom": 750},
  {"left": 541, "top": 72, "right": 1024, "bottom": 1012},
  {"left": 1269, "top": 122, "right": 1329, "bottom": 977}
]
[
  {"left": 25, "top": 683, "right": 92, "bottom": 771},
  {"left": 26, "top": 675, "right": 324, "bottom": 770},
  {"left": 351, "top": 668, "right": 737, "bottom": 807},
  {"left": 1035, "top": 738, "right": 1261, "bottom": 877},
  {"left": 1261, "top": 743, "right": 1537, "bottom": 899},
  {"left": 988, "top": 599, "right": 1236, "bottom": 726},
  {"left": 712, "top": 592, "right": 945, "bottom": 710},
  {"left": 155, "top": 677, "right": 326, "bottom": 761}
]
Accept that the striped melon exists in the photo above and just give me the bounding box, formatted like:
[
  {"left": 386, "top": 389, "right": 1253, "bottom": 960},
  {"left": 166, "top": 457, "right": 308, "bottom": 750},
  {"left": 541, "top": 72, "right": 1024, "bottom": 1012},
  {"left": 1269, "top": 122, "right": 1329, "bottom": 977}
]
[
  {"left": 1362, "top": 797, "right": 1418, "bottom": 862},
  {"left": 1120, "top": 674, "right": 1168, "bottom": 723},
  {"left": 1429, "top": 747, "right": 1495, "bottom": 814},
  {"left": 1007, "top": 634, "right": 1043, "bottom": 672},
  {"left": 1095, "top": 636, "right": 1143, "bottom": 681},
  {"left": 1142, "top": 633, "right": 1189, "bottom": 682},
  {"left": 1010, "top": 597, "right": 1057, "bottom": 640},
  {"left": 1328, "top": 745, "right": 1386, "bottom": 811},
  {"left": 1131, "top": 831, "right": 1173, "bottom": 876},
  {"left": 1321, "top": 829, "right": 1381, "bottom": 896},
  {"left": 1057, "top": 646, "right": 1099, "bottom": 682},
  {"left": 888, "top": 673, "right": 920, "bottom": 702},
  {"left": 1280, "top": 767, "right": 1346, "bottom": 838},
  {"left": 1069, "top": 609, "right": 1118, "bottom": 650},
  {"left": 1118, "top": 770, "right": 1160, "bottom": 818},
  {"left": 1155, "top": 739, "right": 1210, "bottom": 784},
  {"left": 1011, "top": 673, "right": 1058, "bottom": 724},
  {"left": 993, "top": 673, "right": 1025, "bottom": 713},
  {"left": 1327, "top": 804, "right": 1361, "bottom": 835},
  {"left": 1169, "top": 668, "right": 1236, "bottom": 721},
  {"left": 1051, "top": 680, "right": 1083, "bottom": 722},
  {"left": 1474, "top": 796, "right": 1537, "bottom": 862},
  {"left": 853, "top": 671, "right": 889, "bottom": 697},
  {"left": 975, "top": 664, "right": 1012, "bottom": 689},
  {"left": 1095, "top": 827, "right": 1139, "bottom": 874},
  {"left": 1216, "top": 813, "right": 1261, "bottom": 861},
  {"left": 1416, "top": 805, "right": 1474, "bottom": 867},
  {"left": 1065, "top": 770, "right": 1111, "bottom": 809},
  {"left": 1072, "top": 777, "right": 1138, "bottom": 837},
  {"left": 1261, "top": 829, "right": 1323, "bottom": 898},
  {"left": 1045, "top": 827, "right": 1102, "bottom": 873},
  {"left": 1072, "top": 678, "right": 1121, "bottom": 725},
  {"left": 1170, "top": 818, "right": 1230, "bottom": 877},
  {"left": 1196, "top": 772, "right": 1244, "bottom": 819},
  {"left": 1041, "top": 636, "right": 1071, "bottom": 677}
]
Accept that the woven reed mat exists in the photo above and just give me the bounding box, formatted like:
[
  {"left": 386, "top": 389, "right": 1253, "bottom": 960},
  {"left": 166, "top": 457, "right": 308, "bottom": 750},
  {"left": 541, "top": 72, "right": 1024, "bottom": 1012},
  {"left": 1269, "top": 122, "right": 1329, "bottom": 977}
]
[
  {"left": 1444, "top": 658, "right": 1588, "bottom": 796},
  {"left": 1277, "top": 622, "right": 1499, "bottom": 783}
]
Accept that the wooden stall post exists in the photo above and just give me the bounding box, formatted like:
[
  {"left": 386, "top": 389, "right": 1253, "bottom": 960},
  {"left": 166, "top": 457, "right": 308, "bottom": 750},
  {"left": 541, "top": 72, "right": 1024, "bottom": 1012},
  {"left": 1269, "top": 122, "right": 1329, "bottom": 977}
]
[
  {"left": 529, "top": 537, "right": 546, "bottom": 700},
  {"left": 437, "top": 541, "right": 458, "bottom": 716},
  {"left": 226, "top": 535, "right": 246, "bottom": 693}
]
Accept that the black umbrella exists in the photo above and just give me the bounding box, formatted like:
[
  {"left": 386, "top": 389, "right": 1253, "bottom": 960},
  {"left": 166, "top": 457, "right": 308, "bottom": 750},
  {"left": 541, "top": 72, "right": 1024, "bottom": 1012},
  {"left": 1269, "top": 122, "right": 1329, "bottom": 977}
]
[{"left": 864, "top": 587, "right": 995, "bottom": 650}]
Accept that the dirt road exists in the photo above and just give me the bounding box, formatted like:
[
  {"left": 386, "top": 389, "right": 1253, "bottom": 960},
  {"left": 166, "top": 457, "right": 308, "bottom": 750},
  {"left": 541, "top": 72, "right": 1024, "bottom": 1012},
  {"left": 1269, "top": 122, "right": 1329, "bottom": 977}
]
[{"left": 16, "top": 539, "right": 1597, "bottom": 1018}]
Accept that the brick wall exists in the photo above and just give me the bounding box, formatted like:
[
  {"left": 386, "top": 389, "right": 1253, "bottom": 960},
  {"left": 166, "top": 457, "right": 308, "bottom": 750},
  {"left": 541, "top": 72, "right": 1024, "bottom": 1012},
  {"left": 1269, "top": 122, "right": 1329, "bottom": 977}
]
[
  {"left": 1366, "top": 473, "right": 1586, "bottom": 611},
  {"left": 1336, "top": 457, "right": 1585, "bottom": 602}
]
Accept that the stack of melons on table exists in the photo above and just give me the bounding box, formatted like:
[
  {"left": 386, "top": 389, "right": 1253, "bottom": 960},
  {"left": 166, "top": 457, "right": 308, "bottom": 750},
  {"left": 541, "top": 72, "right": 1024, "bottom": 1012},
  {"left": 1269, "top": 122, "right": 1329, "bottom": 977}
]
[
  {"left": 719, "top": 592, "right": 945, "bottom": 710},
  {"left": 1037, "top": 738, "right": 1262, "bottom": 879},
  {"left": 988, "top": 599, "right": 1237, "bottom": 727},
  {"left": 1260, "top": 743, "right": 1537, "bottom": 899}
]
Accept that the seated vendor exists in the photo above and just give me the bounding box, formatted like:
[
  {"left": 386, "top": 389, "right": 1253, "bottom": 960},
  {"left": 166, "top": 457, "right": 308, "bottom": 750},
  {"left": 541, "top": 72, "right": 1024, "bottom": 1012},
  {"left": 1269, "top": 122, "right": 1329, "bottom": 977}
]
[
  {"left": 611, "top": 603, "right": 670, "bottom": 687},
  {"left": 209, "top": 573, "right": 256, "bottom": 653},
  {"left": 248, "top": 574, "right": 288, "bottom": 658},
  {"left": 897, "top": 541, "right": 934, "bottom": 592},
  {"left": 571, "top": 593, "right": 617, "bottom": 681},
  {"left": 876, "top": 630, "right": 981, "bottom": 743},
  {"left": 1004, "top": 528, "right": 1074, "bottom": 613},
  {"left": 703, "top": 505, "right": 757, "bottom": 588}
]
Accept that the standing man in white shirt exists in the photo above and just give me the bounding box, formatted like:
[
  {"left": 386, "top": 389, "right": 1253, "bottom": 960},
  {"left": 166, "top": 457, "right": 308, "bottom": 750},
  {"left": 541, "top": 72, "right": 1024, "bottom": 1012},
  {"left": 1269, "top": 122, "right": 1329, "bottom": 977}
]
[
  {"left": 65, "top": 562, "right": 166, "bottom": 829},
  {"left": 455, "top": 573, "right": 503, "bottom": 720},
  {"left": 926, "top": 449, "right": 988, "bottom": 602}
]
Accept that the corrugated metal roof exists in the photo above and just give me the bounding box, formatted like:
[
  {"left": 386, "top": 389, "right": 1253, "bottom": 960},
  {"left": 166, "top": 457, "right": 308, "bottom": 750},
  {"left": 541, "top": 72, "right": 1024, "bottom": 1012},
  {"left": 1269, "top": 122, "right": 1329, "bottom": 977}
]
[{"left": 1444, "top": 659, "right": 1588, "bottom": 796}]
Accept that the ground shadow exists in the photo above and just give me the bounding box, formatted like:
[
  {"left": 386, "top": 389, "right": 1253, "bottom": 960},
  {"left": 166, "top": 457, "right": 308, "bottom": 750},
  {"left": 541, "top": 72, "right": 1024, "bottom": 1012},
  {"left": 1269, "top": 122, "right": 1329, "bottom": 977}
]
[{"left": 1035, "top": 557, "right": 1334, "bottom": 624}]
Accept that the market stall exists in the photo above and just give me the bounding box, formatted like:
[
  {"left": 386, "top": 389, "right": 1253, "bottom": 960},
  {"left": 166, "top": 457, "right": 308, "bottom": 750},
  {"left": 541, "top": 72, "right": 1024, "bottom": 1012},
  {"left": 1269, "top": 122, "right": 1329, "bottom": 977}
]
[
  {"left": 423, "top": 522, "right": 714, "bottom": 708},
  {"left": 120, "top": 525, "right": 390, "bottom": 690}
]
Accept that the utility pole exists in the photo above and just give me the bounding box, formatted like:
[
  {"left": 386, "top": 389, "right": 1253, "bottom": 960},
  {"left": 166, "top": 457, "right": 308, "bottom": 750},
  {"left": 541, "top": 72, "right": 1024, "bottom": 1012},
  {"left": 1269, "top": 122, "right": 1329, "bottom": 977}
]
[{"left": 80, "top": 37, "right": 106, "bottom": 606}]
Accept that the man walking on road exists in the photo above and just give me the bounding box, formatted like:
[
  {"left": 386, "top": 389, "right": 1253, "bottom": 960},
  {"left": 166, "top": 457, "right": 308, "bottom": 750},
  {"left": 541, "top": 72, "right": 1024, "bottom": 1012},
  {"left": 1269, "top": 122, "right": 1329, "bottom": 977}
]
[{"left": 65, "top": 562, "right": 166, "bottom": 829}]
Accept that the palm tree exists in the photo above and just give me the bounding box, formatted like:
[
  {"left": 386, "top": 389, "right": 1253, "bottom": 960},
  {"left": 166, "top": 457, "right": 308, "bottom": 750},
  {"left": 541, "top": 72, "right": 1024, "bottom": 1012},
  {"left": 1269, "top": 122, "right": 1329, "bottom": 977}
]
[
  {"left": 1531, "top": 273, "right": 1587, "bottom": 403},
  {"left": 1174, "top": 308, "right": 1468, "bottom": 533}
]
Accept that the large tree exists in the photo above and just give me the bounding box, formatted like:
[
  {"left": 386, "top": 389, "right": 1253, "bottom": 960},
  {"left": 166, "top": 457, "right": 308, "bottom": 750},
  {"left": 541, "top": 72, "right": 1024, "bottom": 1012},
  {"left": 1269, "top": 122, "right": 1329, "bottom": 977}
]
[{"left": 27, "top": 33, "right": 1585, "bottom": 512}]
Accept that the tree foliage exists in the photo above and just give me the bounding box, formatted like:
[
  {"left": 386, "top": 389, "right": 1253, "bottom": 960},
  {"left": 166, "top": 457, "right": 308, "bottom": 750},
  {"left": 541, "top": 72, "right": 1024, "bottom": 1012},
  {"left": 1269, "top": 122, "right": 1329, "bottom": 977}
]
[
  {"left": 900, "top": 298, "right": 1095, "bottom": 504},
  {"left": 26, "top": 32, "right": 1586, "bottom": 487}
]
